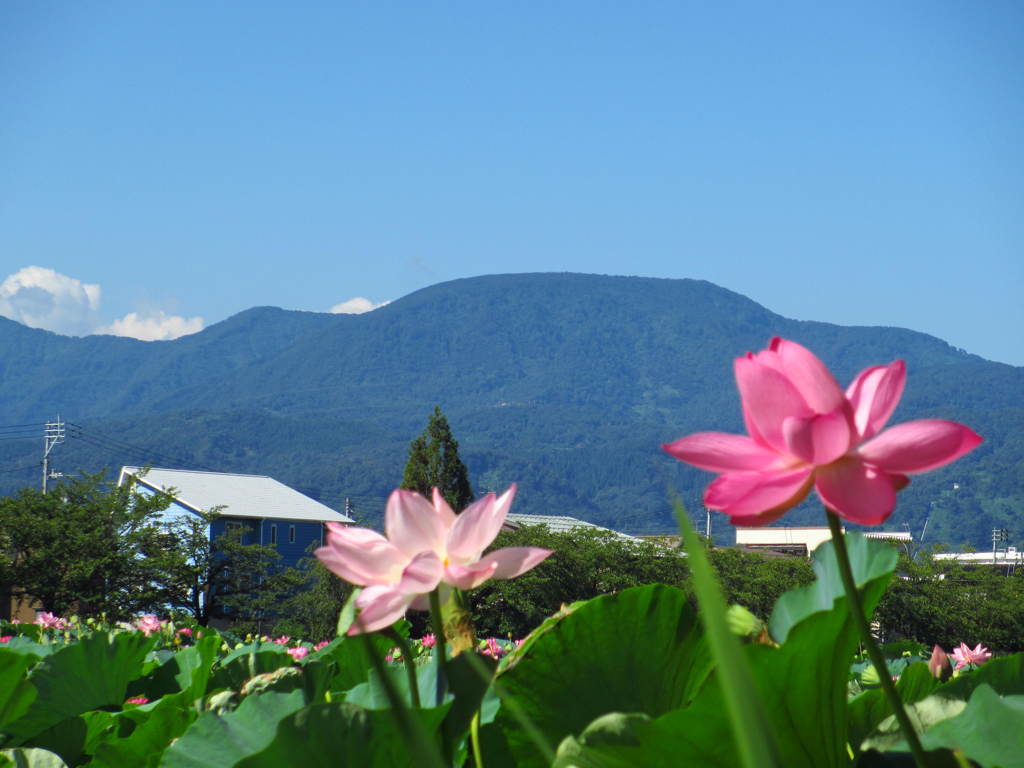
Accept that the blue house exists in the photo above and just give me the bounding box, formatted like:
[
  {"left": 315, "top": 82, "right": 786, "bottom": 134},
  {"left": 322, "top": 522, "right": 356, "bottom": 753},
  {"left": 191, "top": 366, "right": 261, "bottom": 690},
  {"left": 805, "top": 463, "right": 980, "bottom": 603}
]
[{"left": 118, "top": 466, "right": 354, "bottom": 568}]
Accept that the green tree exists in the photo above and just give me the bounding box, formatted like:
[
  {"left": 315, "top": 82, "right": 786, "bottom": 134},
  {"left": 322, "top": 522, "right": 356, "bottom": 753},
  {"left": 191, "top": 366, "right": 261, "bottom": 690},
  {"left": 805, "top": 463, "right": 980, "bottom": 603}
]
[
  {"left": 401, "top": 405, "right": 474, "bottom": 511},
  {"left": 207, "top": 527, "right": 306, "bottom": 635},
  {"left": 472, "top": 526, "right": 691, "bottom": 637},
  {"left": 272, "top": 556, "right": 353, "bottom": 642},
  {"left": 0, "top": 472, "right": 174, "bottom": 619},
  {"left": 149, "top": 513, "right": 306, "bottom": 631},
  {"left": 708, "top": 547, "right": 815, "bottom": 620},
  {"left": 875, "top": 551, "right": 1024, "bottom": 652}
]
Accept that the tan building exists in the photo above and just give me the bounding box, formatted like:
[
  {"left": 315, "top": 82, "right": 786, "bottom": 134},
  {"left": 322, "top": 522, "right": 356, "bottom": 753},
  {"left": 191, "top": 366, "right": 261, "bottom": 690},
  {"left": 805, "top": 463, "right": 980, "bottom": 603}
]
[{"left": 735, "top": 526, "right": 912, "bottom": 557}]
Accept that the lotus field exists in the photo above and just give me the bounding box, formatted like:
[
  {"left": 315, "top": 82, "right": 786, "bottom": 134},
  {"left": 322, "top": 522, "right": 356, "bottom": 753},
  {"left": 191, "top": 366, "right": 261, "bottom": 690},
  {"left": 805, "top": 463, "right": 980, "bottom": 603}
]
[{"left": 2, "top": 338, "right": 1021, "bottom": 767}]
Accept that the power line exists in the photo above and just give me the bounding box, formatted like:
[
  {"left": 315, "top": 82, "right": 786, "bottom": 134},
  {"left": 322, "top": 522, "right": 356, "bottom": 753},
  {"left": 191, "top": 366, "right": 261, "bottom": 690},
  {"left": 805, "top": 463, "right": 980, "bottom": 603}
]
[
  {"left": 69, "top": 432, "right": 157, "bottom": 464},
  {"left": 0, "top": 463, "right": 37, "bottom": 475},
  {"left": 67, "top": 423, "right": 212, "bottom": 470}
]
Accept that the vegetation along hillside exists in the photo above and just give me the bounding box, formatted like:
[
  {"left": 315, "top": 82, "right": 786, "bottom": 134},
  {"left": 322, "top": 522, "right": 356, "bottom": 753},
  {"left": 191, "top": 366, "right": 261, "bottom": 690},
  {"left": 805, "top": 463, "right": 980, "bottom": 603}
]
[{"left": 0, "top": 273, "right": 1020, "bottom": 548}]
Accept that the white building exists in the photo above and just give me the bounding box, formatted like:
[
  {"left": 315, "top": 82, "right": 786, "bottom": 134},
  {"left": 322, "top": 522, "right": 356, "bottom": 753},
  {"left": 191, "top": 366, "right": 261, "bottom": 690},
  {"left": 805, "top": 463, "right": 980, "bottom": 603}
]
[{"left": 932, "top": 548, "right": 1022, "bottom": 567}]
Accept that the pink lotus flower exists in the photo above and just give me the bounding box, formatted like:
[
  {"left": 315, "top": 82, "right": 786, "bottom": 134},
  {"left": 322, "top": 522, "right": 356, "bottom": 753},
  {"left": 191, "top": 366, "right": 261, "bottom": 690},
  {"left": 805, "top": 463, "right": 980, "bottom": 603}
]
[
  {"left": 663, "top": 338, "right": 982, "bottom": 525},
  {"left": 480, "top": 637, "right": 506, "bottom": 659},
  {"left": 315, "top": 484, "right": 552, "bottom": 634},
  {"left": 314, "top": 640, "right": 330, "bottom": 652},
  {"left": 176, "top": 627, "right": 193, "bottom": 637},
  {"left": 125, "top": 697, "right": 149, "bottom": 706},
  {"left": 420, "top": 633, "right": 437, "bottom": 649},
  {"left": 273, "top": 635, "right": 291, "bottom": 645},
  {"left": 287, "top": 646, "right": 309, "bottom": 661},
  {"left": 135, "top": 615, "right": 163, "bottom": 636},
  {"left": 951, "top": 642, "right": 991, "bottom": 670},
  {"left": 0, "top": 636, "right": 11, "bottom": 644},
  {"left": 35, "top": 612, "right": 69, "bottom": 630}
]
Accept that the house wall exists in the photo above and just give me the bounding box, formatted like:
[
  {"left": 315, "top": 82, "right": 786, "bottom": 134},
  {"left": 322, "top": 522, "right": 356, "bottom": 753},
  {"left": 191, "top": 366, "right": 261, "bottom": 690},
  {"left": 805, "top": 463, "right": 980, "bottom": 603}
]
[
  {"left": 128, "top": 476, "right": 327, "bottom": 568},
  {"left": 258, "top": 519, "right": 325, "bottom": 568}
]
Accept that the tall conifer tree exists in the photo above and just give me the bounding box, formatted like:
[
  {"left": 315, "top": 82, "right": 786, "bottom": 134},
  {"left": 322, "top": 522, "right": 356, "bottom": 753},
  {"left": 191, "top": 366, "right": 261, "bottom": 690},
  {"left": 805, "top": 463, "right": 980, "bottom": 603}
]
[{"left": 401, "top": 405, "right": 474, "bottom": 511}]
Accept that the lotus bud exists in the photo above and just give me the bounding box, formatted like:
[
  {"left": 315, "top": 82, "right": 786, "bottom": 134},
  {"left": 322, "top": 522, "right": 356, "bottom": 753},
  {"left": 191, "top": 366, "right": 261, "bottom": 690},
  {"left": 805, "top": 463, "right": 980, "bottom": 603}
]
[
  {"left": 860, "top": 665, "right": 881, "bottom": 686},
  {"left": 725, "top": 604, "right": 762, "bottom": 638},
  {"left": 928, "top": 645, "right": 952, "bottom": 680}
]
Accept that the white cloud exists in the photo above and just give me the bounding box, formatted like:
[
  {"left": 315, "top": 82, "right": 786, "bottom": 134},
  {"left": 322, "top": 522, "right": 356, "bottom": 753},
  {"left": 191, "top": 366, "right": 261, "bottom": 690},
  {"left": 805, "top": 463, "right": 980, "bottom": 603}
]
[
  {"left": 97, "top": 311, "right": 205, "bottom": 341},
  {"left": 329, "top": 296, "right": 390, "bottom": 314},
  {"left": 0, "top": 266, "right": 204, "bottom": 341},
  {"left": 0, "top": 266, "right": 102, "bottom": 336}
]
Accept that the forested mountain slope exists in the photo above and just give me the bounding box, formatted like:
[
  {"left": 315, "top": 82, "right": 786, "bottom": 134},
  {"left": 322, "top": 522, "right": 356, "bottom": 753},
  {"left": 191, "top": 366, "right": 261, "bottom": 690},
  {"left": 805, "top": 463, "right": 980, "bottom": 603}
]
[{"left": 1, "top": 273, "right": 1019, "bottom": 548}]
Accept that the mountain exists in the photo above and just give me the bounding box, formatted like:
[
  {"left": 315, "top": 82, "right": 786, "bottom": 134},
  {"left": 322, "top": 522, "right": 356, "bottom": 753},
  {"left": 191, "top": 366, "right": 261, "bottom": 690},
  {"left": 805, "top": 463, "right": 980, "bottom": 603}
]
[{"left": 0, "top": 273, "right": 1020, "bottom": 548}]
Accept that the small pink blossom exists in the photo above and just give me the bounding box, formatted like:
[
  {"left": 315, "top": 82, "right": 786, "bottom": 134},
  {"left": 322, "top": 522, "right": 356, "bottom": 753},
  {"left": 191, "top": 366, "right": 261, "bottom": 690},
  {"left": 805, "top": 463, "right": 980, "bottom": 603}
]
[
  {"left": 273, "top": 636, "right": 291, "bottom": 646},
  {"left": 316, "top": 484, "right": 552, "bottom": 634},
  {"left": 135, "top": 615, "right": 163, "bottom": 636},
  {"left": 0, "top": 636, "right": 11, "bottom": 644},
  {"left": 420, "top": 633, "right": 436, "bottom": 649},
  {"left": 664, "top": 338, "right": 982, "bottom": 525},
  {"left": 951, "top": 642, "right": 992, "bottom": 670},
  {"left": 314, "top": 640, "right": 329, "bottom": 651},
  {"left": 125, "top": 697, "right": 149, "bottom": 706},
  {"left": 481, "top": 637, "right": 506, "bottom": 659},
  {"left": 287, "top": 646, "right": 309, "bottom": 661},
  {"left": 35, "top": 612, "right": 69, "bottom": 630},
  {"left": 176, "top": 627, "right": 193, "bottom": 637}
]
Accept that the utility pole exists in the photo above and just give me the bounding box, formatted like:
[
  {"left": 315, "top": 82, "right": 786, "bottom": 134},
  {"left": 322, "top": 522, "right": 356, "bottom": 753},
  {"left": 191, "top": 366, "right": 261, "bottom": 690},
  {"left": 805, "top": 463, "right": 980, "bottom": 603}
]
[
  {"left": 42, "top": 416, "right": 65, "bottom": 494},
  {"left": 705, "top": 506, "right": 712, "bottom": 541},
  {"left": 344, "top": 497, "right": 354, "bottom": 520},
  {"left": 992, "top": 527, "right": 1009, "bottom": 564}
]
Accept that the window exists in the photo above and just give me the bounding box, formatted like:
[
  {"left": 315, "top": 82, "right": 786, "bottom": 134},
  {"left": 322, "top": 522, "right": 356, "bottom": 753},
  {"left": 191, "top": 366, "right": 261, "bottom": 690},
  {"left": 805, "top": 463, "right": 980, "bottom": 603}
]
[
  {"left": 269, "top": 524, "right": 277, "bottom": 545},
  {"left": 289, "top": 525, "right": 296, "bottom": 544},
  {"left": 225, "top": 521, "right": 245, "bottom": 545}
]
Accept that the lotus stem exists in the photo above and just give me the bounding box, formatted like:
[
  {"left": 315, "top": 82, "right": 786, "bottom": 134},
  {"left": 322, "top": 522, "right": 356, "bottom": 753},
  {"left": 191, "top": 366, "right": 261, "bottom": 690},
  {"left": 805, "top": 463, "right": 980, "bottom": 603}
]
[
  {"left": 826, "top": 510, "right": 927, "bottom": 767},
  {"left": 429, "top": 588, "right": 448, "bottom": 708},
  {"left": 470, "top": 709, "right": 485, "bottom": 768},
  {"left": 386, "top": 629, "right": 421, "bottom": 709}
]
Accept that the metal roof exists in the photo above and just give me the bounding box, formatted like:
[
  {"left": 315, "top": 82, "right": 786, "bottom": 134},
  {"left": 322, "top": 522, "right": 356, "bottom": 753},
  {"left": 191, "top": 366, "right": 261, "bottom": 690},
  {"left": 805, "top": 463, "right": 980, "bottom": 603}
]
[
  {"left": 119, "top": 466, "right": 354, "bottom": 524},
  {"left": 504, "top": 513, "right": 638, "bottom": 540}
]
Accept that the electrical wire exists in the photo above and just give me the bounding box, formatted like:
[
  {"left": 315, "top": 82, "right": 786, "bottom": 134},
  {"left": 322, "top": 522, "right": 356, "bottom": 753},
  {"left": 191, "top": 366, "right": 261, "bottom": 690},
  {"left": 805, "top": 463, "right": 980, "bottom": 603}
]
[
  {"left": 0, "top": 463, "right": 37, "bottom": 474},
  {"left": 67, "top": 423, "right": 210, "bottom": 470}
]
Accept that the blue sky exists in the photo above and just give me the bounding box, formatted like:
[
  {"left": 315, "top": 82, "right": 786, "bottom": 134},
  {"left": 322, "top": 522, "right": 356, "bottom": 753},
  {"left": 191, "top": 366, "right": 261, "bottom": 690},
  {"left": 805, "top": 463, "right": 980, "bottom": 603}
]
[{"left": 2, "top": 1, "right": 1021, "bottom": 363}]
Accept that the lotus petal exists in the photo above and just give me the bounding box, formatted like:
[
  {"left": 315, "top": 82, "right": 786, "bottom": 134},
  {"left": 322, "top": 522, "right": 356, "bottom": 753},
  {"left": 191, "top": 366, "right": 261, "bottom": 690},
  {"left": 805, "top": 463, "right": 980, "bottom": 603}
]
[
  {"left": 447, "top": 484, "right": 517, "bottom": 563},
  {"left": 705, "top": 467, "right": 814, "bottom": 517},
  {"left": 662, "top": 432, "right": 780, "bottom": 473},
  {"left": 385, "top": 489, "right": 448, "bottom": 559},
  {"left": 770, "top": 337, "right": 845, "bottom": 413},
  {"left": 814, "top": 457, "right": 896, "bottom": 525},
  {"left": 846, "top": 361, "right": 905, "bottom": 441},
  {"left": 859, "top": 420, "right": 983, "bottom": 474}
]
